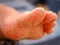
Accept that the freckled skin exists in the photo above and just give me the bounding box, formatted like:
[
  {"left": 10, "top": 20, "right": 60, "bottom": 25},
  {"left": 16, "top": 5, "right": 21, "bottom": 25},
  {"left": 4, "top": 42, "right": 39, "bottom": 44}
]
[{"left": 0, "top": 4, "right": 57, "bottom": 40}]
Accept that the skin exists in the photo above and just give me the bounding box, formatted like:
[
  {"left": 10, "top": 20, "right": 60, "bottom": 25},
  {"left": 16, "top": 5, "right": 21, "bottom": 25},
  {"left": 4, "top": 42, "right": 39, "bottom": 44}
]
[{"left": 0, "top": 4, "right": 57, "bottom": 40}]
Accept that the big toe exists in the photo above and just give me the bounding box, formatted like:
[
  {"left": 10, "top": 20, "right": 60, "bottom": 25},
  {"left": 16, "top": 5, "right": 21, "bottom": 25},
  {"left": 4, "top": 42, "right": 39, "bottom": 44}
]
[{"left": 22, "top": 7, "right": 46, "bottom": 26}]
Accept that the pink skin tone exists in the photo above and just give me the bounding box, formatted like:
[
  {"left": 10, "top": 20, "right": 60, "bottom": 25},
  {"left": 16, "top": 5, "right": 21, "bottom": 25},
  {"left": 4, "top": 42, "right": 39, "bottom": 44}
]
[{"left": 0, "top": 4, "right": 57, "bottom": 40}]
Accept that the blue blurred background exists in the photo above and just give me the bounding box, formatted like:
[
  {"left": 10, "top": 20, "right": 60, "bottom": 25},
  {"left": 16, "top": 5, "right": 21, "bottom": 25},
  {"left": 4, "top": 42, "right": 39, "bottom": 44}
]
[{"left": 0, "top": 0, "right": 60, "bottom": 45}]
